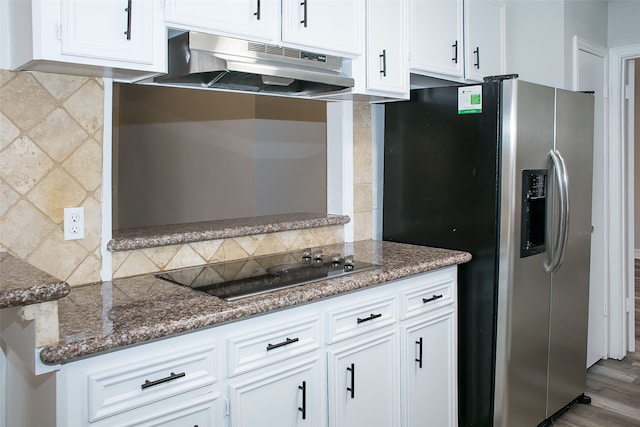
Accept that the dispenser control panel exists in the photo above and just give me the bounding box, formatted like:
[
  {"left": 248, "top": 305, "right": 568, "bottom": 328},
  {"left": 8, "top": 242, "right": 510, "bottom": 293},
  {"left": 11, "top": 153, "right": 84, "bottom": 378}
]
[{"left": 521, "top": 169, "right": 547, "bottom": 258}]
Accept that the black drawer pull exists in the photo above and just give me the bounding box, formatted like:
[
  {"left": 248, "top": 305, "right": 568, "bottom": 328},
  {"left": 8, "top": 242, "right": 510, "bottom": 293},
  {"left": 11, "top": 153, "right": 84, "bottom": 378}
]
[
  {"left": 415, "top": 337, "right": 423, "bottom": 368},
  {"left": 346, "top": 363, "right": 355, "bottom": 398},
  {"left": 357, "top": 313, "right": 382, "bottom": 324},
  {"left": 266, "top": 337, "right": 299, "bottom": 351},
  {"left": 422, "top": 294, "right": 444, "bottom": 304},
  {"left": 141, "top": 371, "right": 185, "bottom": 390},
  {"left": 298, "top": 380, "right": 307, "bottom": 419}
]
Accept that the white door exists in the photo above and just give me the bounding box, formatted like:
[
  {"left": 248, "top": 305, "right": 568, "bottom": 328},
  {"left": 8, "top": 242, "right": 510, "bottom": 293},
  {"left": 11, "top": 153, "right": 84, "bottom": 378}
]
[
  {"left": 328, "top": 332, "right": 398, "bottom": 427},
  {"left": 576, "top": 42, "right": 607, "bottom": 367}
]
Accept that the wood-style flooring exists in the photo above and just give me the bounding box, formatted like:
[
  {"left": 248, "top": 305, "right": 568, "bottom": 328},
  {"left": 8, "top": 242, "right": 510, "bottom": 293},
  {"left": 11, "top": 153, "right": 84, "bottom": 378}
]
[{"left": 552, "top": 260, "right": 640, "bottom": 426}]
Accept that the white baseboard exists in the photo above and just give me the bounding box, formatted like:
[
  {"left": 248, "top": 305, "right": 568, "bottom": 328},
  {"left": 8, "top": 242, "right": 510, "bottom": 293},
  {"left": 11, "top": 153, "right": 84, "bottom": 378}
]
[{"left": 635, "top": 249, "right": 640, "bottom": 259}]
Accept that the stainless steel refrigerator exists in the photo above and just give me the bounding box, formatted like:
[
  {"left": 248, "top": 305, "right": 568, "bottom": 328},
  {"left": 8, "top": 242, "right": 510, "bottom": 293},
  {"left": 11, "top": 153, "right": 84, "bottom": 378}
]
[{"left": 382, "top": 77, "right": 594, "bottom": 427}]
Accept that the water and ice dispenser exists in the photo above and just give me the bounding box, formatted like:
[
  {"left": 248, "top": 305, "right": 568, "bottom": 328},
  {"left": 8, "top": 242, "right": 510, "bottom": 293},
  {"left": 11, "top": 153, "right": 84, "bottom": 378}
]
[{"left": 520, "top": 169, "right": 547, "bottom": 258}]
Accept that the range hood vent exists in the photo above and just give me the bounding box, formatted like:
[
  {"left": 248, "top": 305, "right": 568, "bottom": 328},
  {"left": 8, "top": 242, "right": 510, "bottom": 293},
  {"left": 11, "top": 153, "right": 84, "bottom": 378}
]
[{"left": 154, "top": 32, "right": 354, "bottom": 97}]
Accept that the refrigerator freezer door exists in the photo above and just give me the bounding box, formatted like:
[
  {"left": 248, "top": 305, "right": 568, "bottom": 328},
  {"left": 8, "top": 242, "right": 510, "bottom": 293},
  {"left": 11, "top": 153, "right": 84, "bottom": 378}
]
[
  {"left": 495, "top": 80, "right": 556, "bottom": 427},
  {"left": 546, "top": 89, "right": 594, "bottom": 417}
]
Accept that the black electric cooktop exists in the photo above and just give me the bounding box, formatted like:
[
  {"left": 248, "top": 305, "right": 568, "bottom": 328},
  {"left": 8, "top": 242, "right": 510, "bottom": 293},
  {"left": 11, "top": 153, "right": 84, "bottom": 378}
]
[{"left": 156, "top": 248, "right": 381, "bottom": 301}]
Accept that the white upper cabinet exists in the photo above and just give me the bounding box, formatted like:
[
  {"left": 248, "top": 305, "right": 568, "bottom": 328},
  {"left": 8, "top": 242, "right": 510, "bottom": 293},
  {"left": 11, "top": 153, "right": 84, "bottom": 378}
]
[
  {"left": 464, "top": 0, "right": 505, "bottom": 81},
  {"left": 365, "top": 0, "right": 408, "bottom": 96},
  {"left": 409, "top": 0, "right": 504, "bottom": 83},
  {"left": 281, "top": 0, "right": 363, "bottom": 57},
  {"left": 8, "top": 0, "right": 165, "bottom": 80},
  {"left": 164, "top": 0, "right": 279, "bottom": 43},
  {"left": 61, "top": 0, "right": 155, "bottom": 64},
  {"left": 410, "top": 0, "right": 464, "bottom": 79}
]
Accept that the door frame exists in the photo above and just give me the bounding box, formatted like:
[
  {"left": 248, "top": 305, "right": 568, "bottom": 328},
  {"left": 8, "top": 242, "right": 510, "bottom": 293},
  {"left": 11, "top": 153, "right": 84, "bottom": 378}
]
[
  {"left": 608, "top": 44, "right": 640, "bottom": 358},
  {"left": 572, "top": 36, "right": 609, "bottom": 365}
]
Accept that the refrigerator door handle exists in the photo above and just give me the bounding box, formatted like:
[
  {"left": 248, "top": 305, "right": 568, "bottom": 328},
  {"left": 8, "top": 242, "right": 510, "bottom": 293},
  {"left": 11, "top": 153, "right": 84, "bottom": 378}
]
[{"left": 546, "top": 149, "right": 570, "bottom": 273}]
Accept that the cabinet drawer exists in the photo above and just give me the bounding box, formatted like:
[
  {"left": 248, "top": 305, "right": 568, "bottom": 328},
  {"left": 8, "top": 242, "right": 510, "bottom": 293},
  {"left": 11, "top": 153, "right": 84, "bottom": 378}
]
[
  {"left": 400, "top": 268, "right": 456, "bottom": 320},
  {"left": 88, "top": 343, "right": 217, "bottom": 422},
  {"left": 227, "top": 316, "right": 321, "bottom": 377},
  {"left": 326, "top": 295, "right": 397, "bottom": 344}
]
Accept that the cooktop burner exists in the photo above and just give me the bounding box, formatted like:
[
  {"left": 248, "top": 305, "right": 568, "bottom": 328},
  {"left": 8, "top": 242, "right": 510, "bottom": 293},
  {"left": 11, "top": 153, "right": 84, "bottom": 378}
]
[{"left": 156, "top": 248, "right": 381, "bottom": 301}]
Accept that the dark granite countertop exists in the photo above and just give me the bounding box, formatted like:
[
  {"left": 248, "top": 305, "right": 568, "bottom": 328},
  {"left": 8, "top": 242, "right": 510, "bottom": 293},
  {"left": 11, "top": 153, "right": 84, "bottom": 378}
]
[
  {"left": 109, "top": 213, "right": 351, "bottom": 251},
  {"left": 0, "top": 253, "right": 70, "bottom": 309},
  {"left": 40, "top": 240, "right": 471, "bottom": 365}
]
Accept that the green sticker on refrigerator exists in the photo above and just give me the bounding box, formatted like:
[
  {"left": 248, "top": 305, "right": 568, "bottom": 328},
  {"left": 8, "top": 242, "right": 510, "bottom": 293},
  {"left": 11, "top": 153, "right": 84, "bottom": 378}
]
[{"left": 458, "top": 86, "right": 482, "bottom": 114}]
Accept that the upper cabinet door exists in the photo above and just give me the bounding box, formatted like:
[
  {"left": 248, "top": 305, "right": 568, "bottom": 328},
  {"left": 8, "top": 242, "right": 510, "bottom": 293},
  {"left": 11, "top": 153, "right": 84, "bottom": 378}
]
[
  {"left": 366, "top": 0, "right": 408, "bottom": 95},
  {"left": 60, "top": 0, "right": 157, "bottom": 64},
  {"left": 409, "top": 0, "right": 464, "bottom": 79},
  {"left": 464, "top": 0, "right": 505, "bottom": 82},
  {"left": 281, "top": 0, "right": 363, "bottom": 57},
  {"left": 164, "top": 0, "right": 279, "bottom": 43}
]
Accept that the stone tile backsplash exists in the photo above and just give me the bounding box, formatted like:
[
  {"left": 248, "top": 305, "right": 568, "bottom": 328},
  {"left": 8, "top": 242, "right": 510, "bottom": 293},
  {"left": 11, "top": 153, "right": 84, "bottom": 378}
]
[
  {"left": 1, "top": 69, "right": 372, "bottom": 285},
  {"left": 1, "top": 70, "right": 104, "bottom": 285}
]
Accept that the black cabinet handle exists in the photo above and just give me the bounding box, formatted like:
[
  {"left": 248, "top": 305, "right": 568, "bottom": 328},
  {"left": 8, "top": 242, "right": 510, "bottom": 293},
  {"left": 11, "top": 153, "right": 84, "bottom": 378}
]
[
  {"left": 298, "top": 381, "right": 307, "bottom": 419},
  {"left": 141, "top": 371, "right": 185, "bottom": 390},
  {"left": 473, "top": 46, "right": 480, "bottom": 69},
  {"left": 422, "top": 294, "right": 443, "bottom": 304},
  {"left": 346, "top": 363, "right": 355, "bottom": 398},
  {"left": 357, "top": 313, "right": 382, "bottom": 324},
  {"left": 379, "top": 49, "right": 387, "bottom": 77},
  {"left": 300, "top": 0, "right": 308, "bottom": 27},
  {"left": 452, "top": 41, "right": 458, "bottom": 63},
  {"left": 124, "top": 0, "right": 132, "bottom": 40},
  {"left": 266, "top": 337, "right": 299, "bottom": 351},
  {"left": 254, "top": 0, "right": 261, "bottom": 20},
  {"left": 415, "top": 337, "right": 423, "bottom": 368}
]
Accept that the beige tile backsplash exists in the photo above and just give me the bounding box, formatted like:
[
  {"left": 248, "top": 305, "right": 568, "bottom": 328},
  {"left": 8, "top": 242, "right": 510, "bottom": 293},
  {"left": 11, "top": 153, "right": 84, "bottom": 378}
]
[{"left": 0, "top": 69, "right": 373, "bottom": 285}]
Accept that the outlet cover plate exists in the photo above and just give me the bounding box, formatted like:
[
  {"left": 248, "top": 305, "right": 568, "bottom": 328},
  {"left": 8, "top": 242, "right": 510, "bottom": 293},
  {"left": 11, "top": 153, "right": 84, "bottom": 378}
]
[{"left": 64, "top": 207, "right": 85, "bottom": 240}]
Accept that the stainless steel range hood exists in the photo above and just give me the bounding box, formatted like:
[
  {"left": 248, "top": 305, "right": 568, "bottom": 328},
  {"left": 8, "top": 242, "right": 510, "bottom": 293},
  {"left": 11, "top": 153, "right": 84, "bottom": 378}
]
[{"left": 154, "top": 32, "right": 354, "bottom": 97}]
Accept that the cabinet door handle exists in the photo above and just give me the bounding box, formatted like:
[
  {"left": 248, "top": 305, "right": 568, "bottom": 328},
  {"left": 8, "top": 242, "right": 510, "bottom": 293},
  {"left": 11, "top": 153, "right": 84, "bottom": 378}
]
[
  {"left": 298, "top": 380, "right": 307, "bottom": 419},
  {"left": 300, "top": 0, "right": 308, "bottom": 27},
  {"left": 141, "top": 371, "right": 185, "bottom": 390},
  {"left": 357, "top": 313, "right": 382, "bottom": 324},
  {"left": 346, "top": 363, "right": 355, "bottom": 398},
  {"left": 124, "top": 0, "right": 132, "bottom": 40},
  {"left": 379, "top": 49, "right": 387, "bottom": 77},
  {"left": 254, "top": 0, "right": 261, "bottom": 20},
  {"left": 422, "top": 294, "right": 443, "bottom": 304},
  {"left": 473, "top": 46, "right": 480, "bottom": 69},
  {"left": 415, "top": 337, "right": 423, "bottom": 368},
  {"left": 452, "top": 41, "right": 458, "bottom": 63},
  {"left": 266, "top": 337, "right": 299, "bottom": 351}
]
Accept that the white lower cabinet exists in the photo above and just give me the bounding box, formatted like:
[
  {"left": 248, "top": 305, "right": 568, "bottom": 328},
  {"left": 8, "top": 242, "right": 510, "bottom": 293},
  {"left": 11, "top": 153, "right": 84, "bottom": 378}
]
[
  {"left": 328, "top": 331, "right": 399, "bottom": 426},
  {"left": 402, "top": 312, "right": 456, "bottom": 427},
  {"left": 13, "top": 267, "right": 457, "bottom": 426},
  {"left": 228, "top": 357, "right": 322, "bottom": 426}
]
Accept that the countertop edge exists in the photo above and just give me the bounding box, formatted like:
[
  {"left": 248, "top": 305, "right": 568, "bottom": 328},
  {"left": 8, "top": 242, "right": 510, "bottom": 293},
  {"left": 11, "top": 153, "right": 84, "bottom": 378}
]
[
  {"left": 39, "top": 248, "right": 471, "bottom": 365},
  {"left": 108, "top": 214, "right": 351, "bottom": 252}
]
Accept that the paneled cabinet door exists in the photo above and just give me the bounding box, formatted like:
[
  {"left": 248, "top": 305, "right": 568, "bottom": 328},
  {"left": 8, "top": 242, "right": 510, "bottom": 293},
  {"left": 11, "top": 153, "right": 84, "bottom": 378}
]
[
  {"left": 366, "top": 0, "right": 408, "bottom": 95},
  {"left": 409, "top": 0, "right": 464, "bottom": 79},
  {"left": 403, "top": 312, "right": 457, "bottom": 427},
  {"left": 164, "top": 0, "right": 278, "bottom": 43},
  {"left": 281, "top": 0, "right": 362, "bottom": 56},
  {"left": 60, "top": 0, "right": 156, "bottom": 64},
  {"left": 227, "top": 358, "right": 321, "bottom": 427},
  {"left": 328, "top": 331, "right": 399, "bottom": 427},
  {"left": 464, "top": 0, "right": 505, "bottom": 81}
]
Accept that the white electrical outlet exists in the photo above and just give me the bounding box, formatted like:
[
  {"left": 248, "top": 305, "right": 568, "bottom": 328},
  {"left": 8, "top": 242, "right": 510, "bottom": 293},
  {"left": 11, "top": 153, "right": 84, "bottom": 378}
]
[{"left": 64, "top": 207, "right": 85, "bottom": 240}]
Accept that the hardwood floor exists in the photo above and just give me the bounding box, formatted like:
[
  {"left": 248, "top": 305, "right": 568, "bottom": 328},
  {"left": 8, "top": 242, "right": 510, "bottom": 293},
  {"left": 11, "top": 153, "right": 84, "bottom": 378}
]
[{"left": 552, "top": 260, "right": 640, "bottom": 426}]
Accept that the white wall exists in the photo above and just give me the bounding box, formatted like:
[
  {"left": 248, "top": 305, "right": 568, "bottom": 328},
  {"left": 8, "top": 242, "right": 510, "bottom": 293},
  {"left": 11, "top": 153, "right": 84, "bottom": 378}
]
[
  {"left": 608, "top": 1, "right": 640, "bottom": 48},
  {"left": 635, "top": 59, "right": 640, "bottom": 255},
  {"left": 505, "top": 0, "right": 609, "bottom": 89},
  {"left": 505, "top": 1, "right": 566, "bottom": 87}
]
